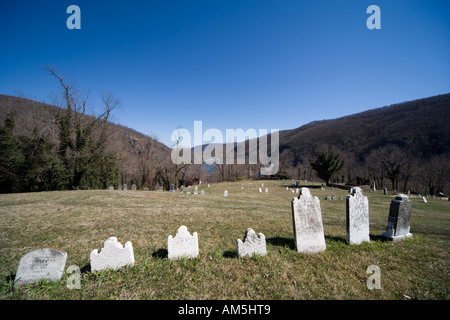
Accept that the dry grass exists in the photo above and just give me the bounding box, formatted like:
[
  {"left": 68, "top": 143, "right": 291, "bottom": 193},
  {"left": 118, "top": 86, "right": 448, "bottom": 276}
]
[{"left": 0, "top": 180, "right": 449, "bottom": 300}]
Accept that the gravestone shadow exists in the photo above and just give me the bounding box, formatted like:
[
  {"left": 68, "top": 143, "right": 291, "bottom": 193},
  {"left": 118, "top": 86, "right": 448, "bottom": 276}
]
[
  {"left": 152, "top": 248, "right": 168, "bottom": 259},
  {"left": 222, "top": 250, "right": 237, "bottom": 258},
  {"left": 325, "top": 235, "right": 347, "bottom": 244},
  {"left": 369, "top": 234, "right": 390, "bottom": 242},
  {"left": 266, "top": 237, "right": 296, "bottom": 250}
]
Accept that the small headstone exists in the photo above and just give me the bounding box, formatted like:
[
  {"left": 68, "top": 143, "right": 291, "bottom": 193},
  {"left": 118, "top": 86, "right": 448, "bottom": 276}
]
[
  {"left": 259, "top": 188, "right": 262, "bottom": 193},
  {"left": 286, "top": 187, "right": 289, "bottom": 191},
  {"left": 265, "top": 188, "right": 269, "bottom": 193},
  {"left": 224, "top": 190, "right": 228, "bottom": 197},
  {"left": 170, "top": 184, "right": 175, "bottom": 192},
  {"left": 131, "top": 184, "right": 137, "bottom": 191},
  {"left": 194, "top": 186, "right": 198, "bottom": 195},
  {"left": 187, "top": 186, "right": 191, "bottom": 194},
  {"left": 167, "top": 226, "right": 199, "bottom": 260},
  {"left": 236, "top": 228, "right": 267, "bottom": 258},
  {"left": 180, "top": 185, "right": 184, "bottom": 193},
  {"left": 108, "top": 185, "right": 114, "bottom": 190},
  {"left": 384, "top": 187, "right": 388, "bottom": 195},
  {"left": 291, "top": 188, "right": 326, "bottom": 253},
  {"left": 422, "top": 196, "right": 427, "bottom": 203},
  {"left": 346, "top": 187, "right": 370, "bottom": 244},
  {"left": 201, "top": 189, "right": 205, "bottom": 196},
  {"left": 123, "top": 184, "right": 128, "bottom": 191},
  {"left": 90, "top": 237, "right": 135, "bottom": 272},
  {"left": 15, "top": 248, "right": 67, "bottom": 286},
  {"left": 296, "top": 188, "right": 299, "bottom": 193},
  {"left": 144, "top": 187, "right": 149, "bottom": 191},
  {"left": 208, "top": 183, "right": 210, "bottom": 188},
  {"left": 118, "top": 185, "right": 122, "bottom": 190},
  {"left": 261, "top": 183, "right": 264, "bottom": 187},
  {"left": 373, "top": 181, "right": 376, "bottom": 192},
  {"left": 382, "top": 194, "right": 413, "bottom": 242}
]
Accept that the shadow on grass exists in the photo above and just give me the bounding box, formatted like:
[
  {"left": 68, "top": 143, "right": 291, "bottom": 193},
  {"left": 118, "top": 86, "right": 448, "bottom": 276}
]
[
  {"left": 222, "top": 250, "right": 237, "bottom": 258},
  {"left": 369, "top": 234, "right": 390, "bottom": 242},
  {"left": 152, "top": 248, "right": 168, "bottom": 259},
  {"left": 325, "top": 235, "right": 347, "bottom": 244},
  {"left": 266, "top": 237, "right": 295, "bottom": 250}
]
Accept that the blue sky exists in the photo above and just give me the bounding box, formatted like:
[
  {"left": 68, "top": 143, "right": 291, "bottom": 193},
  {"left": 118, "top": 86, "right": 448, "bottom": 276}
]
[{"left": 1, "top": 0, "right": 449, "bottom": 147}]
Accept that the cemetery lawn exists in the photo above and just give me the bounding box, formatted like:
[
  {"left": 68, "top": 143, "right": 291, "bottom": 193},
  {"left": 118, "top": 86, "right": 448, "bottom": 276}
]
[{"left": 0, "top": 181, "right": 449, "bottom": 300}]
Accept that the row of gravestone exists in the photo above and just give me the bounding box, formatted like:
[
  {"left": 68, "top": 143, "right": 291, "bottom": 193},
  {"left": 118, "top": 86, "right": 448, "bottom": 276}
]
[{"left": 13, "top": 187, "right": 412, "bottom": 286}]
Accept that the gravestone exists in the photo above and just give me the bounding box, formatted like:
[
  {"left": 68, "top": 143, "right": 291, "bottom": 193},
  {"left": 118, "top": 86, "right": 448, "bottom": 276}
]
[
  {"left": 382, "top": 194, "right": 413, "bottom": 242},
  {"left": 346, "top": 187, "right": 370, "bottom": 244},
  {"left": 296, "top": 188, "right": 299, "bottom": 193},
  {"left": 118, "top": 185, "right": 122, "bottom": 190},
  {"left": 291, "top": 188, "right": 326, "bottom": 253},
  {"left": 187, "top": 186, "right": 191, "bottom": 194},
  {"left": 15, "top": 248, "right": 67, "bottom": 286},
  {"left": 236, "top": 228, "right": 267, "bottom": 258},
  {"left": 90, "top": 237, "right": 135, "bottom": 272},
  {"left": 108, "top": 185, "right": 114, "bottom": 190},
  {"left": 259, "top": 188, "right": 262, "bottom": 193},
  {"left": 422, "top": 196, "right": 427, "bottom": 203},
  {"left": 167, "top": 226, "right": 199, "bottom": 260},
  {"left": 131, "top": 184, "right": 137, "bottom": 191},
  {"left": 123, "top": 184, "right": 128, "bottom": 191},
  {"left": 384, "top": 187, "right": 388, "bottom": 195},
  {"left": 180, "top": 185, "right": 184, "bottom": 193},
  {"left": 194, "top": 186, "right": 198, "bottom": 195},
  {"left": 265, "top": 188, "right": 269, "bottom": 193},
  {"left": 144, "top": 187, "right": 149, "bottom": 191},
  {"left": 208, "top": 183, "right": 210, "bottom": 188},
  {"left": 170, "top": 184, "right": 175, "bottom": 192},
  {"left": 373, "top": 181, "right": 376, "bottom": 192},
  {"left": 201, "top": 189, "right": 205, "bottom": 196},
  {"left": 224, "top": 190, "right": 228, "bottom": 197}
]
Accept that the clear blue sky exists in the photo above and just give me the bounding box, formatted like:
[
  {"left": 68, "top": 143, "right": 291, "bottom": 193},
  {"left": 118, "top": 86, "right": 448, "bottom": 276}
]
[{"left": 1, "top": 0, "right": 449, "bottom": 147}]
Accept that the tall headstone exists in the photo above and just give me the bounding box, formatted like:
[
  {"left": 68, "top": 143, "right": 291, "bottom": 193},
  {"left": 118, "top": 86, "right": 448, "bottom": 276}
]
[
  {"left": 180, "top": 185, "right": 184, "bottom": 193},
  {"left": 90, "top": 237, "right": 135, "bottom": 272},
  {"left": 382, "top": 194, "right": 413, "bottom": 242},
  {"left": 291, "top": 188, "right": 326, "bottom": 253},
  {"left": 187, "top": 186, "right": 191, "bottom": 194},
  {"left": 201, "top": 189, "right": 205, "bottom": 196},
  {"left": 422, "top": 196, "right": 427, "bottom": 203},
  {"left": 384, "top": 187, "right": 388, "bottom": 195},
  {"left": 224, "top": 190, "right": 228, "bottom": 197},
  {"left": 123, "top": 184, "right": 128, "bottom": 191},
  {"left": 236, "top": 228, "right": 267, "bottom": 258},
  {"left": 259, "top": 188, "right": 262, "bottom": 193},
  {"left": 373, "top": 181, "right": 376, "bottom": 192},
  {"left": 15, "top": 248, "right": 67, "bottom": 286},
  {"left": 167, "top": 226, "right": 199, "bottom": 260},
  {"left": 194, "top": 186, "right": 198, "bottom": 195},
  {"left": 346, "top": 187, "right": 370, "bottom": 244},
  {"left": 170, "top": 184, "right": 175, "bottom": 192}
]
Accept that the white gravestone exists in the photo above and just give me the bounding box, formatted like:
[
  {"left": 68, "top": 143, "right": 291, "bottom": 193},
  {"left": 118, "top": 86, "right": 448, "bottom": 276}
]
[
  {"left": 382, "top": 194, "right": 413, "bottom": 242},
  {"left": 15, "top": 248, "right": 67, "bottom": 286},
  {"left": 90, "top": 237, "right": 135, "bottom": 271},
  {"left": 291, "top": 188, "right": 326, "bottom": 253},
  {"left": 224, "top": 190, "right": 228, "bottom": 197},
  {"left": 168, "top": 226, "right": 199, "bottom": 260},
  {"left": 194, "top": 186, "right": 198, "bottom": 195},
  {"left": 237, "top": 228, "right": 267, "bottom": 258},
  {"left": 346, "top": 187, "right": 370, "bottom": 244}
]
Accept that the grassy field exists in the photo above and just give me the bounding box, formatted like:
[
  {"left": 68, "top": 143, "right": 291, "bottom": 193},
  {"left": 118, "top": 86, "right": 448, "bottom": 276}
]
[{"left": 0, "top": 180, "right": 449, "bottom": 300}]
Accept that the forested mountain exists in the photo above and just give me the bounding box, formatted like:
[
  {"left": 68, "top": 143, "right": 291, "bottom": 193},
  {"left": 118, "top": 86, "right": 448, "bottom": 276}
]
[{"left": 1, "top": 92, "right": 449, "bottom": 195}]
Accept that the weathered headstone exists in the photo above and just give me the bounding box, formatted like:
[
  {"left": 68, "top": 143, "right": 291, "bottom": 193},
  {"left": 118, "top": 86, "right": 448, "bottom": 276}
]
[
  {"left": 384, "top": 187, "right": 388, "bottom": 195},
  {"left": 187, "top": 186, "right": 191, "bottom": 194},
  {"left": 144, "top": 187, "right": 149, "bottom": 191},
  {"left": 201, "top": 189, "right": 205, "bottom": 196},
  {"left": 180, "top": 185, "right": 184, "bottom": 193},
  {"left": 224, "top": 190, "right": 228, "bottom": 197},
  {"left": 291, "top": 188, "right": 326, "bottom": 253},
  {"left": 259, "top": 188, "right": 262, "bottom": 193},
  {"left": 167, "top": 226, "right": 199, "bottom": 260},
  {"left": 236, "top": 228, "right": 267, "bottom": 258},
  {"left": 123, "top": 184, "right": 128, "bottom": 191},
  {"left": 15, "top": 248, "right": 67, "bottom": 286},
  {"left": 373, "top": 181, "right": 376, "bottom": 192},
  {"left": 170, "top": 184, "right": 175, "bottom": 192},
  {"left": 90, "top": 237, "right": 135, "bottom": 272},
  {"left": 265, "top": 188, "right": 269, "bottom": 193},
  {"left": 422, "top": 196, "right": 427, "bottom": 203},
  {"left": 194, "top": 186, "right": 198, "bottom": 195},
  {"left": 118, "top": 185, "right": 122, "bottom": 190},
  {"left": 382, "top": 194, "right": 413, "bottom": 242},
  {"left": 346, "top": 187, "right": 370, "bottom": 244},
  {"left": 131, "top": 184, "right": 137, "bottom": 190}
]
